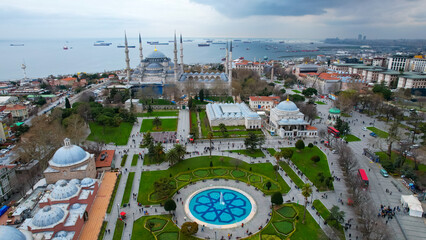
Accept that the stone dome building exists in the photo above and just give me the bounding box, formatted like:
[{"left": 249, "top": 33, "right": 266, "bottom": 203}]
[
  {"left": 44, "top": 138, "right": 96, "bottom": 184},
  {"left": 269, "top": 98, "right": 317, "bottom": 138},
  {"left": 0, "top": 226, "right": 33, "bottom": 240}
]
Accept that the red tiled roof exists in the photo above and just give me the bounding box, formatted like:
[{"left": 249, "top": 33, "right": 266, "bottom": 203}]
[
  {"left": 249, "top": 96, "right": 280, "bottom": 102},
  {"left": 95, "top": 150, "right": 115, "bottom": 168},
  {"left": 61, "top": 77, "right": 77, "bottom": 81},
  {"left": 307, "top": 125, "right": 317, "bottom": 131},
  {"left": 5, "top": 105, "right": 26, "bottom": 111}
]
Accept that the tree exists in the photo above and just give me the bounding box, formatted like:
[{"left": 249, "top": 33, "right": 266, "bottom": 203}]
[
  {"left": 164, "top": 199, "right": 177, "bottom": 214},
  {"left": 187, "top": 97, "right": 194, "bottom": 110},
  {"left": 147, "top": 104, "right": 153, "bottom": 114},
  {"left": 301, "top": 183, "right": 312, "bottom": 223},
  {"left": 311, "top": 155, "right": 320, "bottom": 163},
  {"left": 65, "top": 97, "right": 71, "bottom": 109},
  {"left": 273, "top": 165, "right": 280, "bottom": 181},
  {"left": 173, "top": 144, "right": 186, "bottom": 162},
  {"left": 180, "top": 222, "right": 198, "bottom": 236},
  {"left": 302, "top": 87, "right": 318, "bottom": 97},
  {"left": 298, "top": 103, "right": 318, "bottom": 125},
  {"left": 142, "top": 131, "right": 154, "bottom": 147},
  {"left": 151, "top": 142, "right": 165, "bottom": 163},
  {"left": 308, "top": 143, "right": 314, "bottom": 151},
  {"left": 207, "top": 131, "right": 214, "bottom": 158},
  {"left": 334, "top": 141, "right": 358, "bottom": 174},
  {"left": 387, "top": 121, "right": 400, "bottom": 159},
  {"left": 166, "top": 148, "right": 179, "bottom": 166},
  {"left": 199, "top": 89, "right": 204, "bottom": 102},
  {"left": 328, "top": 205, "right": 345, "bottom": 224},
  {"left": 152, "top": 117, "right": 162, "bottom": 130},
  {"left": 274, "top": 151, "right": 283, "bottom": 162},
  {"left": 281, "top": 148, "right": 294, "bottom": 164},
  {"left": 62, "top": 114, "right": 86, "bottom": 144},
  {"left": 295, "top": 140, "right": 305, "bottom": 151},
  {"left": 244, "top": 133, "right": 265, "bottom": 153},
  {"left": 334, "top": 117, "right": 350, "bottom": 135},
  {"left": 266, "top": 181, "right": 272, "bottom": 190},
  {"left": 290, "top": 94, "right": 305, "bottom": 102},
  {"left": 153, "top": 178, "right": 174, "bottom": 200},
  {"left": 271, "top": 192, "right": 283, "bottom": 205},
  {"left": 218, "top": 123, "right": 227, "bottom": 137},
  {"left": 372, "top": 84, "right": 392, "bottom": 100},
  {"left": 408, "top": 111, "right": 424, "bottom": 143}
]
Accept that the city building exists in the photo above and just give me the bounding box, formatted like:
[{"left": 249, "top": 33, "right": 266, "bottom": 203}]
[
  {"left": 206, "top": 102, "right": 262, "bottom": 129},
  {"left": 44, "top": 138, "right": 96, "bottom": 184},
  {"left": 409, "top": 58, "right": 426, "bottom": 73},
  {"left": 294, "top": 64, "right": 320, "bottom": 75},
  {"left": 95, "top": 150, "right": 115, "bottom": 172},
  {"left": 20, "top": 178, "right": 99, "bottom": 240},
  {"left": 248, "top": 96, "right": 280, "bottom": 111},
  {"left": 397, "top": 73, "right": 426, "bottom": 89},
  {"left": 0, "top": 165, "right": 17, "bottom": 204},
  {"left": 4, "top": 104, "right": 28, "bottom": 121},
  {"left": 60, "top": 77, "right": 78, "bottom": 86},
  {"left": 387, "top": 56, "right": 410, "bottom": 71},
  {"left": 234, "top": 59, "right": 266, "bottom": 75},
  {"left": 0, "top": 96, "right": 19, "bottom": 105},
  {"left": 267, "top": 98, "right": 317, "bottom": 138}
]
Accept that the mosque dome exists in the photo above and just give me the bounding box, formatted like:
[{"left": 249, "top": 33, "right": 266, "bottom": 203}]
[
  {"left": 50, "top": 180, "right": 79, "bottom": 200},
  {"left": 69, "top": 179, "right": 81, "bottom": 186},
  {"left": 0, "top": 226, "right": 27, "bottom": 240},
  {"left": 276, "top": 99, "right": 298, "bottom": 112},
  {"left": 147, "top": 50, "right": 167, "bottom": 59},
  {"left": 146, "top": 63, "right": 163, "bottom": 69},
  {"left": 50, "top": 138, "right": 88, "bottom": 167},
  {"left": 32, "top": 206, "right": 65, "bottom": 228},
  {"left": 70, "top": 203, "right": 81, "bottom": 210},
  {"left": 80, "top": 178, "right": 95, "bottom": 187}
]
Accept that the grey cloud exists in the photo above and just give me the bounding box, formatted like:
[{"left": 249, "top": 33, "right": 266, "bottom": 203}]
[{"left": 191, "top": 0, "right": 345, "bottom": 17}]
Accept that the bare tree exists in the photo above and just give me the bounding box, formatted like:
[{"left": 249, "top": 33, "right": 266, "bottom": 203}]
[
  {"left": 335, "top": 141, "right": 358, "bottom": 174},
  {"left": 63, "top": 114, "right": 87, "bottom": 144}
]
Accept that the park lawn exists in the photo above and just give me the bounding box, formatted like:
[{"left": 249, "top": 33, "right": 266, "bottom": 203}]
[
  {"left": 137, "top": 110, "right": 179, "bottom": 117},
  {"left": 112, "top": 220, "right": 124, "bottom": 240},
  {"left": 190, "top": 110, "right": 199, "bottom": 138},
  {"left": 284, "top": 146, "right": 333, "bottom": 191},
  {"left": 376, "top": 151, "right": 426, "bottom": 173},
  {"left": 212, "top": 130, "right": 263, "bottom": 138},
  {"left": 121, "top": 172, "right": 135, "bottom": 206},
  {"left": 199, "top": 110, "right": 210, "bottom": 137},
  {"left": 192, "top": 99, "right": 209, "bottom": 105},
  {"left": 229, "top": 149, "right": 265, "bottom": 158},
  {"left": 139, "top": 99, "right": 175, "bottom": 105},
  {"left": 267, "top": 148, "right": 276, "bottom": 156},
  {"left": 207, "top": 96, "right": 234, "bottom": 103},
  {"left": 212, "top": 125, "right": 245, "bottom": 131},
  {"left": 137, "top": 156, "right": 290, "bottom": 204},
  {"left": 106, "top": 174, "right": 122, "bottom": 213},
  {"left": 279, "top": 161, "right": 305, "bottom": 189},
  {"left": 343, "top": 134, "right": 361, "bottom": 142},
  {"left": 341, "top": 113, "right": 351, "bottom": 118},
  {"left": 131, "top": 154, "right": 138, "bottom": 166},
  {"left": 312, "top": 200, "right": 345, "bottom": 237},
  {"left": 87, "top": 122, "right": 133, "bottom": 145},
  {"left": 292, "top": 89, "right": 301, "bottom": 94},
  {"left": 367, "top": 127, "right": 389, "bottom": 138},
  {"left": 315, "top": 101, "right": 326, "bottom": 105},
  {"left": 120, "top": 155, "right": 128, "bottom": 167},
  {"left": 140, "top": 118, "right": 178, "bottom": 132}
]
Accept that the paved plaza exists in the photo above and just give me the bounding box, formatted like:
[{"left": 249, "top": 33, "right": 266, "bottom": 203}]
[{"left": 99, "top": 104, "right": 425, "bottom": 240}]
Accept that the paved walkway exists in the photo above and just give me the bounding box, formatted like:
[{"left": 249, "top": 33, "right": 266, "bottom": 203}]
[{"left": 80, "top": 172, "right": 117, "bottom": 240}]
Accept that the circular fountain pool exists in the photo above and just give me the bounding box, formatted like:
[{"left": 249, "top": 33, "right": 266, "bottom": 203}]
[{"left": 185, "top": 187, "right": 256, "bottom": 228}]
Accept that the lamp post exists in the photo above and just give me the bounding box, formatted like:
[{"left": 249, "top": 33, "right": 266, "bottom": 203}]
[{"left": 215, "top": 231, "right": 217, "bottom": 240}]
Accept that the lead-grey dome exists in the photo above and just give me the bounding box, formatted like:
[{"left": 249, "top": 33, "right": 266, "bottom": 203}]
[
  {"left": 32, "top": 206, "right": 65, "bottom": 227},
  {"left": 50, "top": 138, "right": 88, "bottom": 167},
  {"left": 50, "top": 180, "right": 79, "bottom": 200},
  {"left": 80, "top": 178, "right": 95, "bottom": 187},
  {"left": 0, "top": 226, "right": 26, "bottom": 240},
  {"left": 147, "top": 50, "right": 166, "bottom": 59},
  {"left": 276, "top": 99, "right": 298, "bottom": 111}
]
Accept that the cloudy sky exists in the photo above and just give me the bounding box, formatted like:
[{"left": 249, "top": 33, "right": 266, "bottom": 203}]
[{"left": 1, "top": 0, "right": 425, "bottom": 39}]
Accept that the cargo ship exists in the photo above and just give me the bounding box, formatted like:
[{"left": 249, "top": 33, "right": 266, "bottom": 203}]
[
  {"left": 198, "top": 43, "right": 210, "bottom": 47},
  {"left": 10, "top": 44, "right": 24, "bottom": 46},
  {"left": 117, "top": 45, "right": 136, "bottom": 48},
  {"left": 94, "top": 41, "right": 112, "bottom": 46}
]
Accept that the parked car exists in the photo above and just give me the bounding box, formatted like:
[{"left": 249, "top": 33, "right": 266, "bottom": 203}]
[
  {"left": 380, "top": 169, "right": 389, "bottom": 178},
  {"left": 362, "top": 127, "right": 367, "bottom": 131},
  {"left": 410, "top": 144, "right": 420, "bottom": 149},
  {"left": 332, "top": 150, "right": 339, "bottom": 154},
  {"left": 0, "top": 149, "right": 8, "bottom": 154},
  {"left": 369, "top": 132, "right": 377, "bottom": 137}
]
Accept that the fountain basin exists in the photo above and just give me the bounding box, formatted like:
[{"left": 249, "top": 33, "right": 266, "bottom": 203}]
[{"left": 185, "top": 186, "right": 256, "bottom": 229}]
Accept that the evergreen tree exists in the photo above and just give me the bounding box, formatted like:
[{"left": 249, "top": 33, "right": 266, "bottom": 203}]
[
  {"left": 199, "top": 89, "right": 204, "bottom": 102},
  {"left": 65, "top": 97, "right": 71, "bottom": 109}
]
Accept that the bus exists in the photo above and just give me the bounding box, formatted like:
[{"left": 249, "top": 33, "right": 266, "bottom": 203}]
[
  {"left": 358, "top": 169, "right": 369, "bottom": 188},
  {"left": 327, "top": 126, "right": 340, "bottom": 138}
]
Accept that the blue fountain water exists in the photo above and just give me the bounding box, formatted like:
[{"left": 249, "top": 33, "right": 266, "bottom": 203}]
[{"left": 189, "top": 188, "right": 252, "bottom": 225}]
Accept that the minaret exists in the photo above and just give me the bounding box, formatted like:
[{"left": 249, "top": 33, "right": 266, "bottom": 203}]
[
  {"left": 225, "top": 42, "right": 228, "bottom": 73},
  {"left": 270, "top": 62, "right": 274, "bottom": 82},
  {"left": 180, "top": 34, "right": 184, "bottom": 73},
  {"left": 139, "top": 33, "right": 143, "bottom": 62},
  {"left": 228, "top": 41, "right": 233, "bottom": 92},
  {"left": 124, "top": 31, "right": 131, "bottom": 81},
  {"left": 173, "top": 31, "right": 178, "bottom": 81}
]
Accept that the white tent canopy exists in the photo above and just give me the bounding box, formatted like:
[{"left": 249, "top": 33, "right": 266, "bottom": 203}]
[{"left": 400, "top": 195, "right": 423, "bottom": 218}]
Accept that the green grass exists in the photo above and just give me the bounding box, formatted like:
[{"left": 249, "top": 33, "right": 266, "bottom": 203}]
[
  {"left": 211, "top": 125, "right": 245, "bottom": 131},
  {"left": 199, "top": 110, "right": 210, "bottom": 137},
  {"left": 121, "top": 172, "right": 135, "bottom": 206},
  {"left": 137, "top": 156, "right": 290, "bottom": 204},
  {"left": 212, "top": 130, "right": 263, "bottom": 138},
  {"left": 229, "top": 149, "right": 265, "bottom": 158},
  {"left": 137, "top": 110, "right": 179, "bottom": 117},
  {"left": 267, "top": 148, "right": 276, "bottom": 155},
  {"left": 231, "top": 170, "right": 246, "bottom": 178},
  {"left": 192, "top": 99, "right": 209, "bottom": 105},
  {"left": 277, "top": 206, "right": 297, "bottom": 218},
  {"left": 367, "top": 127, "right": 389, "bottom": 138},
  {"left": 87, "top": 122, "right": 133, "bottom": 145},
  {"left": 292, "top": 89, "right": 301, "bottom": 94},
  {"left": 106, "top": 174, "right": 122, "bottom": 213},
  {"left": 273, "top": 221, "right": 294, "bottom": 235},
  {"left": 131, "top": 154, "right": 138, "bottom": 166},
  {"left": 341, "top": 113, "right": 351, "bottom": 117},
  {"left": 285, "top": 146, "right": 333, "bottom": 191},
  {"left": 140, "top": 118, "right": 178, "bottom": 132},
  {"left": 315, "top": 101, "right": 326, "bottom": 105},
  {"left": 139, "top": 99, "right": 175, "bottom": 105},
  {"left": 98, "top": 221, "right": 108, "bottom": 240},
  {"left": 291, "top": 204, "right": 328, "bottom": 240},
  {"left": 376, "top": 151, "right": 426, "bottom": 174},
  {"left": 120, "top": 154, "right": 128, "bottom": 167},
  {"left": 112, "top": 220, "right": 124, "bottom": 240},
  {"left": 312, "top": 200, "right": 344, "bottom": 237},
  {"left": 279, "top": 161, "right": 305, "bottom": 189},
  {"left": 206, "top": 96, "right": 234, "bottom": 103},
  {"left": 343, "top": 134, "right": 361, "bottom": 142}
]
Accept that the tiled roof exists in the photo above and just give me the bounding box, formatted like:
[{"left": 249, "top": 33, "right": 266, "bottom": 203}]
[
  {"left": 249, "top": 96, "right": 280, "bottom": 102},
  {"left": 61, "top": 77, "right": 77, "bottom": 81},
  {"left": 307, "top": 125, "right": 318, "bottom": 131},
  {"left": 5, "top": 105, "right": 26, "bottom": 111},
  {"left": 95, "top": 150, "right": 115, "bottom": 168}
]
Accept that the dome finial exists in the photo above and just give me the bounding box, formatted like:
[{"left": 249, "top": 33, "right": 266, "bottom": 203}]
[
  {"left": 154, "top": 46, "right": 157, "bottom": 52},
  {"left": 286, "top": 95, "right": 289, "bottom": 102},
  {"left": 64, "top": 138, "right": 71, "bottom": 147}
]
